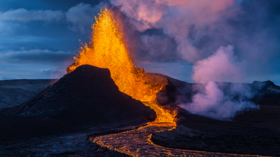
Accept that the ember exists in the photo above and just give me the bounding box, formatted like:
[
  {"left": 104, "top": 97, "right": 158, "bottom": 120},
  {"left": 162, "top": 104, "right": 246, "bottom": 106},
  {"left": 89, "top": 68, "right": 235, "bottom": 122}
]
[{"left": 67, "top": 8, "right": 176, "bottom": 124}]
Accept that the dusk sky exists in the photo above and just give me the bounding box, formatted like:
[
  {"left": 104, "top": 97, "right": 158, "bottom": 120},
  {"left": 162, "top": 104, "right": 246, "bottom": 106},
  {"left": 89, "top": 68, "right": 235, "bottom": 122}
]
[
  {"left": 1, "top": 0, "right": 280, "bottom": 85},
  {"left": 0, "top": 0, "right": 103, "bottom": 80}
]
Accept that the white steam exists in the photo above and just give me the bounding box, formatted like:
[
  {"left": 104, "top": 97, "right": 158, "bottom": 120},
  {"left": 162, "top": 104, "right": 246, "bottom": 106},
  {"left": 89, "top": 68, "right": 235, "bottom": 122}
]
[
  {"left": 180, "top": 81, "right": 259, "bottom": 120},
  {"left": 192, "top": 45, "right": 244, "bottom": 83},
  {"left": 180, "top": 46, "right": 259, "bottom": 120}
]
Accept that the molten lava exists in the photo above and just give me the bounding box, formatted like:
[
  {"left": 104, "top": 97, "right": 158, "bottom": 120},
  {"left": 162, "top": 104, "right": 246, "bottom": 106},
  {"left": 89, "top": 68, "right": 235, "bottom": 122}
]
[{"left": 67, "top": 8, "right": 176, "bottom": 124}]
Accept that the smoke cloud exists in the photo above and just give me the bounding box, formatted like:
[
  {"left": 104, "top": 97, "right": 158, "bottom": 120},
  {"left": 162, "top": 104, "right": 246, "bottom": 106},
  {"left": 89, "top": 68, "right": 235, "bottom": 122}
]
[
  {"left": 140, "top": 34, "right": 177, "bottom": 61},
  {"left": 110, "top": 0, "right": 237, "bottom": 63},
  {"left": 109, "top": 0, "right": 279, "bottom": 119},
  {"left": 109, "top": 0, "right": 280, "bottom": 85}
]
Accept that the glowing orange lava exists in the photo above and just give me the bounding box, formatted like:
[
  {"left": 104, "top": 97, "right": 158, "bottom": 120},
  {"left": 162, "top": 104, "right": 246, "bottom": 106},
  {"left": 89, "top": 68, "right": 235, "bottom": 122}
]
[{"left": 67, "top": 8, "right": 176, "bottom": 124}]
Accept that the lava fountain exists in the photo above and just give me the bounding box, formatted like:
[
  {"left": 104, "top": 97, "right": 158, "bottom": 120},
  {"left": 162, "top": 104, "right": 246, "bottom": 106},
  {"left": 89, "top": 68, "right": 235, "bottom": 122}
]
[{"left": 67, "top": 8, "right": 176, "bottom": 124}]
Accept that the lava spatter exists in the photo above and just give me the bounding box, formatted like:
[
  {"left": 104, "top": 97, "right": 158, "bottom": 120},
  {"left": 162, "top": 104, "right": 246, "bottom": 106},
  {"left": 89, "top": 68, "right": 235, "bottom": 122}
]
[{"left": 67, "top": 8, "right": 176, "bottom": 124}]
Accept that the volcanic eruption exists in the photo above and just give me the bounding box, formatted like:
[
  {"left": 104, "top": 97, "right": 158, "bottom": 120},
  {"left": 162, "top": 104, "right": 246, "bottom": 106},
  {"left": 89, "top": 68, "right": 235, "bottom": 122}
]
[
  {"left": 1, "top": 2, "right": 280, "bottom": 156},
  {"left": 67, "top": 8, "right": 176, "bottom": 125}
]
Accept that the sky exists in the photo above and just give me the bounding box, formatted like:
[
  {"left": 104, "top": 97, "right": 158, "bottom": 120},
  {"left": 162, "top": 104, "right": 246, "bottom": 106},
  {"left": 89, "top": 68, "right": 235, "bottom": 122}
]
[
  {"left": 0, "top": 0, "right": 280, "bottom": 85},
  {"left": 0, "top": 0, "right": 103, "bottom": 80}
]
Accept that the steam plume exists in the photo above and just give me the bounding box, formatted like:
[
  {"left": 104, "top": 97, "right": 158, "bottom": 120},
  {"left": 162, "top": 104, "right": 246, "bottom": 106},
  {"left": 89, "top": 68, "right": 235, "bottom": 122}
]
[
  {"left": 192, "top": 45, "right": 244, "bottom": 83},
  {"left": 180, "top": 81, "right": 258, "bottom": 120},
  {"left": 179, "top": 46, "right": 259, "bottom": 120}
]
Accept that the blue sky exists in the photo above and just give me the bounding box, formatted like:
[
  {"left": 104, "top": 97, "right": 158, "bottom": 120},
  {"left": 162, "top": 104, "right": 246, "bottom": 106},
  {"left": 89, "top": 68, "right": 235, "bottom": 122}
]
[{"left": 0, "top": 0, "right": 280, "bottom": 85}]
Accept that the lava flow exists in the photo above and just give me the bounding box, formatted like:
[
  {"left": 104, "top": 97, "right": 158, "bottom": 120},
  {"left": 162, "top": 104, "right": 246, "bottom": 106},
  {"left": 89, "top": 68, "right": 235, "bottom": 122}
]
[{"left": 67, "top": 8, "right": 176, "bottom": 124}]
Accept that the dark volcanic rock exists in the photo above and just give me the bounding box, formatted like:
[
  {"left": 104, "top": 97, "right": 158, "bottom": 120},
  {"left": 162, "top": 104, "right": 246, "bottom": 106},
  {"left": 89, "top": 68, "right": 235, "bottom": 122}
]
[
  {"left": 0, "top": 79, "right": 56, "bottom": 110},
  {"left": 251, "top": 80, "right": 280, "bottom": 106},
  {"left": 0, "top": 65, "right": 156, "bottom": 142},
  {"left": 156, "top": 78, "right": 181, "bottom": 112},
  {"left": 4, "top": 65, "right": 156, "bottom": 125}
]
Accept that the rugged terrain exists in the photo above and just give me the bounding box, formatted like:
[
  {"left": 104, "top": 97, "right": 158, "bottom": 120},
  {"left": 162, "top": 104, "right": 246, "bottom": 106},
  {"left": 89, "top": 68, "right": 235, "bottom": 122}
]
[
  {"left": 0, "top": 79, "right": 56, "bottom": 110},
  {"left": 0, "top": 65, "right": 279, "bottom": 156},
  {"left": 152, "top": 105, "right": 280, "bottom": 156}
]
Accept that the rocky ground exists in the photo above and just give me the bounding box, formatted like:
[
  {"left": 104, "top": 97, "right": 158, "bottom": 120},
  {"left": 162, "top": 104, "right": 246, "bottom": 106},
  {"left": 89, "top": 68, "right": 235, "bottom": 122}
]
[
  {"left": 0, "top": 121, "right": 137, "bottom": 156},
  {"left": 152, "top": 105, "right": 280, "bottom": 156}
]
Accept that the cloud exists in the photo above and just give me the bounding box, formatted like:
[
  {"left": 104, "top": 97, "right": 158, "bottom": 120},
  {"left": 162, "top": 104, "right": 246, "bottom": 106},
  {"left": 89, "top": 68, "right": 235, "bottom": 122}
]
[
  {"left": 66, "top": 3, "right": 104, "bottom": 33},
  {"left": 0, "top": 22, "right": 19, "bottom": 34},
  {"left": 0, "top": 49, "right": 74, "bottom": 64},
  {"left": 0, "top": 64, "right": 67, "bottom": 80},
  {"left": 41, "top": 68, "right": 67, "bottom": 79},
  {"left": 0, "top": 9, "right": 64, "bottom": 22},
  {"left": 0, "top": 3, "right": 104, "bottom": 33},
  {"left": 0, "top": 49, "right": 74, "bottom": 79}
]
